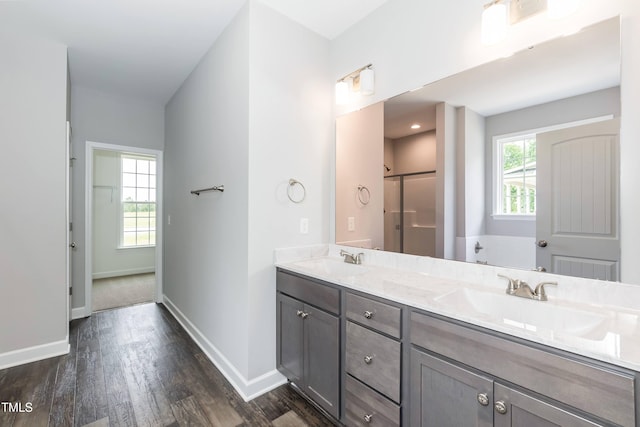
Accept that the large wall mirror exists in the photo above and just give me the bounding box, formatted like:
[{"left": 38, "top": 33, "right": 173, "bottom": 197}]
[{"left": 336, "top": 17, "right": 621, "bottom": 281}]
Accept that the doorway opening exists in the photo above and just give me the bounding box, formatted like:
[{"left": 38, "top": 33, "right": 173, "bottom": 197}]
[{"left": 85, "top": 141, "right": 163, "bottom": 313}]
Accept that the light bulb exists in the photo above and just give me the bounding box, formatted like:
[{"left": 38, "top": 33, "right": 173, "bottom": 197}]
[{"left": 482, "top": 2, "right": 508, "bottom": 45}]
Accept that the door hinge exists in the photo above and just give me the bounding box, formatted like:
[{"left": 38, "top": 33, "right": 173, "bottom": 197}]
[
  {"left": 69, "top": 222, "right": 73, "bottom": 232},
  {"left": 69, "top": 287, "right": 73, "bottom": 296}
]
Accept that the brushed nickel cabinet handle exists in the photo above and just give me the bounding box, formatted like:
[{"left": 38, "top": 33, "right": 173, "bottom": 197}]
[
  {"left": 495, "top": 400, "right": 508, "bottom": 415},
  {"left": 364, "top": 355, "right": 373, "bottom": 364},
  {"left": 477, "top": 393, "right": 489, "bottom": 406},
  {"left": 364, "top": 310, "right": 373, "bottom": 319},
  {"left": 363, "top": 413, "right": 373, "bottom": 423}
]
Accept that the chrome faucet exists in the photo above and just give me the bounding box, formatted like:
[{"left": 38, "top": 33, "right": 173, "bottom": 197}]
[
  {"left": 498, "top": 274, "right": 557, "bottom": 301},
  {"left": 340, "top": 250, "right": 364, "bottom": 265}
]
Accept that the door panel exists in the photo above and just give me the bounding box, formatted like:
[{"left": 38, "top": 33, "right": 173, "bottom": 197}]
[
  {"left": 277, "top": 293, "right": 303, "bottom": 383},
  {"left": 494, "top": 383, "right": 603, "bottom": 427},
  {"left": 536, "top": 119, "right": 620, "bottom": 279},
  {"left": 304, "top": 304, "right": 339, "bottom": 419},
  {"left": 410, "top": 348, "right": 493, "bottom": 427},
  {"left": 66, "top": 121, "right": 73, "bottom": 321}
]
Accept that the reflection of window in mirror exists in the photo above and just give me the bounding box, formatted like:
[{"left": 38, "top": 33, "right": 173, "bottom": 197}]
[{"left": 495, "top": 133, "right": 537, "bottom": 216}]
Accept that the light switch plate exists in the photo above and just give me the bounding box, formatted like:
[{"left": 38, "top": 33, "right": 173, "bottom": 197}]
[
  {"left": 348, "top": 217, "right": 355, "bottom": 232},
  {"left": 300, "top": 218, "right": 309, "bottom": 234}
]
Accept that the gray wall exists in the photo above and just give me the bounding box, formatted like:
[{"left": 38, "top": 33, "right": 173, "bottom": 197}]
[
  {"left": 484, "top": 87, "right": 620, "bottom": 237},
  {"left": 164, "top": 1, "right": 331, "bottom": 394},
  {"left": 456, "top": 107, "right": 486, "bottom": 241},
  {"left": 0, "top": 33, "right": 68, "bottom": 357},
  {"left": 70, "top": 86, "right": 165, "bottom": 311}
]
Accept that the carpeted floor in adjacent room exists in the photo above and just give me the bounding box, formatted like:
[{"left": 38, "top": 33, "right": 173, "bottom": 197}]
[{"left": 92, "top": 273, "right": 155, "bottom": 312}]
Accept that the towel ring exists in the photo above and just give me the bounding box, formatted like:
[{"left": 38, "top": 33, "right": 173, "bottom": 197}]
[
  {"left": 287, "top": 179, "right": 306, "bottom": 203},
  {"left": 357, "top": 185, "right": 371, "bottom": 205}
]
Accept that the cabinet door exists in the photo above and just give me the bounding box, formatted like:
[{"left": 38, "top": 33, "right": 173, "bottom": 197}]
[
  {"left": 304, "top": 303, "right": 340, "bottom": 419},
  {"left": 493, "top": 383, "right": 604, "bottom": 427},
  {"left": 277, "top": 293, "right": 304, "bottom": 383},
  {"left": 410, "top": 348, "right": 493, "bottom": 427}
]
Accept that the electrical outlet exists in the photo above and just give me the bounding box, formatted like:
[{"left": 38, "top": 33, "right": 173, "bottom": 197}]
[
  {"left": 348, "top": 217, "right": 355, "bottom": 232},
  {"left": 300, "top": 218, "right": 309, "bottom": 234}
]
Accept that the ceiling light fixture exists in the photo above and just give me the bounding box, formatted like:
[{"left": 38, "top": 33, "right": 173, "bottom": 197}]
[
  {"left": 335, "top": 64, "right": 375, "bottom": 104},
  {"left": 482, "top": 0, "right": 508, "bottom": 45}
]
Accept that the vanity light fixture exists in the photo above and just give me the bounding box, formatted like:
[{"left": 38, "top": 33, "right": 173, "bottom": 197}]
[
  {"left": 482, "top": 0, "right": 581, "bottom": 45},
  {"left": 547, "top": 0, "right": 580, "bottom": 20},
  {"left": 411, "top": 124, "right": 421, "bottom": 129},
  {"left": 481, "top": 0, "right": 508, "bottom": 45},
  {"left": 335, "top": 80, "right": 350, "bottom": 105},
  {"left": 335, "top": 64, "right": 375, "bottom": 104}
]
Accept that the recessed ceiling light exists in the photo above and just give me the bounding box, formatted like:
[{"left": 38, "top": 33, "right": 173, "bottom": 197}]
[{"left": 411, "top": 124, "right": 421, "bottom": 129}]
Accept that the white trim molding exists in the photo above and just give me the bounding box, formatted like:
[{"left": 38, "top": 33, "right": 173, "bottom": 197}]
[
  {"left": 162, "top": 296, "right": 287, "bottom": 401},
  {"left": 84, "top": 141, "right": 164, "bottom": 314},
  {"left": 0, "top": 339, "right": 70, "bottom": 370},
  {"left": 71, "top": 307, "right": 89, "bottom": 320}
]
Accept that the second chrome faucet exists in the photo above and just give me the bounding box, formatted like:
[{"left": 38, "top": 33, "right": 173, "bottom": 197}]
[
  {"left": 340, "top": 249, "right": 364, "bottom": 265},
  {"left": 498, "top": 274, "right": 557, "bottom": 301}
]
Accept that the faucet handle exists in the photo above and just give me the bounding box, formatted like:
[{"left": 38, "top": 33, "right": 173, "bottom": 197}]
[
  {"left": 498, "top": 274, "right": 518, "bottom": 294},
  {"left": 533, "top": 281, "right": 557, "bottom": 301},
  {"left": 355, "top": 253, "right": 364, "bottom": 264}
]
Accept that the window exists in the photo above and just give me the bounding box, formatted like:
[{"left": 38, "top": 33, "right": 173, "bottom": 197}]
[
  {"left": 496, "top": 134, "right": 536, "bottom": 215},
  {"left": 121, "top": 154, "right": 156, "bottom": 247}
]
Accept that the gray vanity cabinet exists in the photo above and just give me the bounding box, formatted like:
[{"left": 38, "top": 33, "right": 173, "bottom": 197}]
[
  {"left": 410, "top": 311, "right": 636, "bottom": 427},
  {"left": 410, "top": 348, "right": 493, "bottom": 427},
  {"left": 276, "top": 270, "right": 340, "bottom": 420},
  {"left": 410, "top": 348, "right": 604, "bottom": 427},
  {"left": 344, "top": 292, "right": 403, "bottom": 426}
]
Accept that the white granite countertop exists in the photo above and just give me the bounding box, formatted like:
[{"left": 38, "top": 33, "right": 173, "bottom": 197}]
[{"left": 275, "top": 244, "right": 640, "bottom": 372}]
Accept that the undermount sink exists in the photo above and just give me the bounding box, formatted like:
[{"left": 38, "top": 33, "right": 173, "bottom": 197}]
[
  {"left": 435, "top": 287, "right": 608, "bottom": 337},
  {"left": 291, "top": 257, "right": 370, "bottom": 277}
]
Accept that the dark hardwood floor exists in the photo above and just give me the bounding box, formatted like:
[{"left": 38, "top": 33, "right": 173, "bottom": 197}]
[{"left": 0, "top": 303, "right": 335, "bottom": 427}]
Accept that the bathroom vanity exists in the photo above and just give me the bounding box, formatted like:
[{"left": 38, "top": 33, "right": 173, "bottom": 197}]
[{"left": 275, "top": 245, "right": 640, "bottom": 426}]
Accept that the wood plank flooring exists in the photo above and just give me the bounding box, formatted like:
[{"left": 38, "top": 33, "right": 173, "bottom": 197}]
[{"left": 0, "top": 303, "right": 335, "bottom": 427}]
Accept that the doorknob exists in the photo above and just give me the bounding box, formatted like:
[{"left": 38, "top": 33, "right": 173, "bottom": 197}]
[
  {"left": 69, "top": 242, "right": 77, "bottom": 249},
  {"left": 536, "top": 240, "right": 548, "bottom": 248}
]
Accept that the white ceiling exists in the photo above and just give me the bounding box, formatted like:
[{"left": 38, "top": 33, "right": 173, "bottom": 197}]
[
  {"left": 384, "top": 17, "right": 621, "bottom": 139},
  {"left": 1, "top": 0, "right": 390, "bottom": 104}
]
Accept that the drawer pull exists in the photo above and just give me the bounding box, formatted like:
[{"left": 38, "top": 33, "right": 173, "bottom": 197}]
[
  {"left": 296, "top": 310, "right": 303, "bottom": 317},
  {"left": 494, "top": 401, "right": 508, "bottom": 415},
  {"left": 296, "top": 310, "right": 309, "bottom": 319},
  {"left": 364, "top": 355, "right": 374, "bottom": 364},
  {"left": 364, "top": 310, "right": 374, "bottom": 319},
  {"left": 477, "top": 393, "right": 489, "bottom": 406},
  {"left": 363, "top": 414, "right": 373, "bottom": 423}
]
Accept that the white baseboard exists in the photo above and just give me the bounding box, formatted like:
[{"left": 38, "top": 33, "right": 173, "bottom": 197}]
[
  {"left": 0, "top": 339, "right": 70, "bottom": 370},
  {"left": 162, "top": 296, "right": 286, "bottom": 401},
  {"left": 71, "top": 306, "right": 89, "bottom": 320},
  {"left": 93, "top": 267, "right": 155, "bottom": 280}
]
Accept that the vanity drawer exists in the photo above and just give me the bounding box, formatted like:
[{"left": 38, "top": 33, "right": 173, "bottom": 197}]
[
  {"left": 410, "top": 311, "right": 636, "bottom": 427},
  {"left": 345, "top": 375, "right": 400, "bottom": 427},
  {"left": 276, "top": 270, "right": 339, "bottom": 315},
  {"left": 346, "top": 321, "right": 401, "bottom": 403},
  {"left": 346, "top": 292, "right": 401, "bottom": 338}
]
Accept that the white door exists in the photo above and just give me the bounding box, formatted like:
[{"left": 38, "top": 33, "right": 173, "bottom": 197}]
[
  {"left": 66, "top": 121, "right": 74, "bottom": 320},
  {"left": 536, "top": 118, "right": 620, "bottom": 280}
]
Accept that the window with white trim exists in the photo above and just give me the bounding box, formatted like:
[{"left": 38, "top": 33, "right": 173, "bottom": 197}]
[
  {"left": 495, "top": 133, "right": 536, "bottom": 215},
  {"left": 121, "top": 154, "right": 156, "bottom": 247}
]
